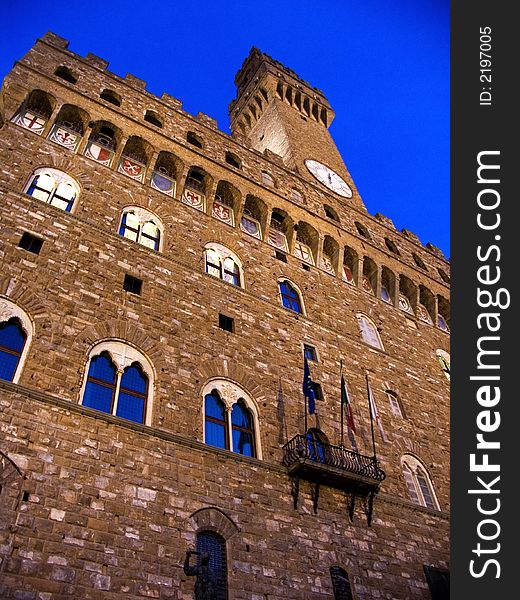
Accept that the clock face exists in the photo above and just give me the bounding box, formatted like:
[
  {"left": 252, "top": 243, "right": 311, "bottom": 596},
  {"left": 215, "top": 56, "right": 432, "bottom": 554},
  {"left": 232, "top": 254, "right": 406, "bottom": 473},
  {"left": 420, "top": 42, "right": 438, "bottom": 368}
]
[{"left": 305, "top": 159, "right": 353, "bottom": 198}]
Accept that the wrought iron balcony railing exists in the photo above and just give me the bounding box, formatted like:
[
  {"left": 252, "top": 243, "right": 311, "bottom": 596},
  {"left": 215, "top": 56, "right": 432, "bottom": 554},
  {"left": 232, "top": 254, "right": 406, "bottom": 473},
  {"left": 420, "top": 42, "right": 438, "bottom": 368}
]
[{"left": 282, "top": 434, "right": 386, "bottom": 491}]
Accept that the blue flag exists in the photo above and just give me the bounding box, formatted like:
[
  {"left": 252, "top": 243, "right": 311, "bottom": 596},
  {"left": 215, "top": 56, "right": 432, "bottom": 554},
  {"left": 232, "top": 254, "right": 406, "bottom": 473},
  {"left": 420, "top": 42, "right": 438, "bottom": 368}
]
[{"left": 303, "top": 357, "right": 316, "bottom": 414}]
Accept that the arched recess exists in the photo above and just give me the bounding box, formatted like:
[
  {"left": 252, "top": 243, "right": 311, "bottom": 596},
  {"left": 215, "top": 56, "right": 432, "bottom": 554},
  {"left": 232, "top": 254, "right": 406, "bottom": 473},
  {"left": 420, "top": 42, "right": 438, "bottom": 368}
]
[
  {"left": 151, "top": 151, "right": 182, "bottom": 197},
  {"left": 268, "top": 209, "right": 293, "bottom": 253},
  {"left": 399, "top": 275, "right": 416, "bottom": 315},
  {"left": 381, "top": 266, "right": 396, "bottom": 305},
  {"left": 343, "top": 246, "right": 358, "bottom": 285},
  {"left": 48, "top": 104, "right": 89, "bottom": 152},
  {"left": 362, "top": 256, "right": 377, "bottom": 296},
  {"left": 213, "top": 180, "right": 241, "bottom": 227},
  {"left": 294, "top": 221, "right": 319, "bottom": 265},
  {"left": 84, "top": 120, "right": 122, "bottom": 167},
  {"left": 11, "top": 89, "right": 56, "bottom": 135},
  {"left": 321, "top": 235, "right": 339, "bottom": 275},
  {"left": 240, "top": 195, "right": 267, "bottom": 240},
  {"left": 118, "top": 136, "right": 154, "bottom": 183},
  {"left": 437, "top": 296, "right": 450, "bottom": 332},
  {"left": 182, "top": 166, "right": 213, "bottom": 213},
  {"left": 418, "top": 285, "right": 436, "bottom": 325},
  {"left": 188, "top": 506, "right": 240, "bottom": 540}
]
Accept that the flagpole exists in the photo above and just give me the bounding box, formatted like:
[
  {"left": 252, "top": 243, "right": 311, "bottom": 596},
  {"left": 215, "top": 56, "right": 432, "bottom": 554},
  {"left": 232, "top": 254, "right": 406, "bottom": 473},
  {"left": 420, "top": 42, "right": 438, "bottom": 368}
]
[
  {"left": 340, "top": 360, "right": 344, "bottom": 447},
  {"left": 365, "top": 373, "right": 377, "bottom": 461}
]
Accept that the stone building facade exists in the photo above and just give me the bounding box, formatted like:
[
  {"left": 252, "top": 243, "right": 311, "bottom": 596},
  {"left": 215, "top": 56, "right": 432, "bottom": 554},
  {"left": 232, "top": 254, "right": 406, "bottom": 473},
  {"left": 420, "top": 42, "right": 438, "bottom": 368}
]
[{"left": 0, "top": 33, "right": 450, "bottom": 599}]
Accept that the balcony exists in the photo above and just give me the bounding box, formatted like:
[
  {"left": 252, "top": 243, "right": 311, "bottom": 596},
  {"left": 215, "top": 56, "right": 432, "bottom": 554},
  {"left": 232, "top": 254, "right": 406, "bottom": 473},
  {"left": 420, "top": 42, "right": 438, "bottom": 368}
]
[{"left": 282, "top": 434, "right": 386, "bottom": 522}]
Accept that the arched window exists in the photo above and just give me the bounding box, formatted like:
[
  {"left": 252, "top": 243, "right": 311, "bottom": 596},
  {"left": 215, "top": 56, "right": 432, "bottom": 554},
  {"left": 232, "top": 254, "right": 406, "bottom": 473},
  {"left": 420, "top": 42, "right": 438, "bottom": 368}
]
[
  {"left": 268, "top": 210, "right": 290, "bottom": 252},
  {"left": 385, "top": 237, "right": 400, "bottom": 255},
  {"left": 261, "top": 171, "right": 274, "bottom": 187},
  {"left": 195, "top": 531, "right": 228, "bottom": 600},
  {"left": 144, "top": 110, "right": 163, "bottom": 128},
  {"left": 413, "top": 252, "right": 428, "bottom": 271},
  {"left": 330, "top": 566, "right": 354, "bottom": 600},
  {"left": 100, "top": 89, "right": 121, "bottom": 106},
  {"left": 386, "top": 390, "right": 405, "bottom": 418},
  {"left": 231, "top": 401, "right": 255, "bottom": 457},
  {"left": 119, "top": 207, "right": 162, "bottom": 251},
  {"left": 48, "top": 104, "right": 88, "bottom": 152},
  {"left": 0, "top": 318, "right": 27, "bottom": 382},
  {"left": 12, "top": 89, "right": 55, "bottom": 135},
  {"left": 202, "top": 380, "right": 260, "bottom": 458},
  {"left": 205, "top": 392, "right": 228, "bottom": 450},
  {"left": 0, "top": 300, "right": 33, "bottom": 384},
  {"left": 357, "top": 314, "right": 384, "bottom": 350},
  {"left": 118, "top": 136, "right": 153, "bottom": 183},
  {"left": 279, "top": 280, "right": 303, "bottom": 314},
  {"left": 436, "top": 350, "right": 450, "bottom": 380},
  {"left": 225, "top": 151, "right": 241, "bottom": 169},
  {"left": 355, "top": 221, "right": 371, "bottom": 239},
  {"left": 81, "top": 341, "right": 153, "bottom": 425},
  {"left": 187, "top": 131, "right": 203, "bottom": 149},
  {"left": 213, "top": 181, "right": 239, "bottom": 227},
  {"left": 183, "top": 167, "right": 209, "bottom": 212},
  {"left": 204, "top": 244, "right": 242, "bottom": 287},
  {"left": 54, "top": 66, "right": 77, "bottom": 84},
  {"left": 401, "top": 455, "right": 439, "bottom": 510},
  {"left": 25, "top": 168, "right": 79, "bottom": 213},
  {"left": 324, "top": 205, "right": 340, "bottom": 222}
]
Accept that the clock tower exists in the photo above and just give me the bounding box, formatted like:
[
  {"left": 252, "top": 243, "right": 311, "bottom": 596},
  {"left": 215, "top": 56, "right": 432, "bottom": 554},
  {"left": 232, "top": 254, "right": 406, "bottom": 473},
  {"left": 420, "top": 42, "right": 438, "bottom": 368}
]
[{"left": 229, "top": 47, "right": 366, "bottom": 211}]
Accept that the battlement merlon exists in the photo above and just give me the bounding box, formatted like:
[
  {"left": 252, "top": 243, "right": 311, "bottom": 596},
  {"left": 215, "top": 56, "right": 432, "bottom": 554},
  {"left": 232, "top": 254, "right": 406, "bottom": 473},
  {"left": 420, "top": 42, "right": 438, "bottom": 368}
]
[{"left": 229, "top": 47, "right": 335, "bottom": 130}]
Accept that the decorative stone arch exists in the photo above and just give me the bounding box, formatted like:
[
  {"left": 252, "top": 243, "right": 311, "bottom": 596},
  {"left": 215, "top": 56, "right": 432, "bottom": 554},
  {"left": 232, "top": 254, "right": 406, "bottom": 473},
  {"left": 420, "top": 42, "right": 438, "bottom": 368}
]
[
  {"left": 187, "top": 507, "right": 240, "bottom": 540},
  {"left": 400, "top": 453, "right": 440, "bottom": 510},
  {"left": 26, "top": 156, "right": 92, "bottom": 196},
  {"left": 201, "top": 378, "right": 263, "bottom": 459},
  {"left": 356, "top": 313, "right": 384, "bottom": 350},
  {"left": 203, "top": 242, "right": 244, "bottom": 288},
  {"left": 72, "top": 320, "right": 168, "bottom": 396},
  {"left": 0, "top": 451, "right": 25, "bottom": 530},
  {"left": 119, "top": 204, "right": 165, "bottom": 252}
]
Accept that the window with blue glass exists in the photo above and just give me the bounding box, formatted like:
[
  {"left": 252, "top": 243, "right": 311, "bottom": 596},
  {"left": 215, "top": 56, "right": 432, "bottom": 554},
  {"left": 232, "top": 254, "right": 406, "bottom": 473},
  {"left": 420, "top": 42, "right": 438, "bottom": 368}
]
[
  {"left": 196, "top": 531, "right": 228, "bottom": 600},
  {"left": 231, "top": 402, "right": 255, "bottom": 457},
  {"left": 203, "top": 384, "right": 258, "bottom": 458},
  {"left": 82, "top": 348, "right": 150, "bottom": 425},
  {"left": 279, "top": 280, "right": 303, "bottom": 314},
  {"left": 204, "top": 244, "right": 242, "bottom": 287},
  {"left": 0, "top": 318, "right": 27, "bottom": 382},
  {"left": 204, "top": 392, "right": 228, "bottom": 450},
  {"left": 25, "top": 169, "right": 79, "bottom": 213}
]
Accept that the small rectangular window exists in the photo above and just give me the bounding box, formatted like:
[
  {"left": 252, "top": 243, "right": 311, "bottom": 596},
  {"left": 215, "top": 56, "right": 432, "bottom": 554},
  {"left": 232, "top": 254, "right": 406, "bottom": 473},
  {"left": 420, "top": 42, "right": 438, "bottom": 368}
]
[
  {"left": 123, "top": 274, "right": 142, "bottom": 295},
  {"left": 302, "top": 262, "right": 311, "bottom": 271},
  {"left": 275, "top": 250, "right": 287, "bottom": 263},
  {"left": 219, "top": 313, "right": 234, "bottom": 332},
  {"left": 303, "top": 344, "right": 318, "bottom": 362},
  {"left": 18, "top": 232, "right": 43, "bottom": 254},
  {"left": 423, "top": 565, "right": 450, "bottom": 600},
  {"left": 313, "top": 382, "right": 324, "bottom": 401}
]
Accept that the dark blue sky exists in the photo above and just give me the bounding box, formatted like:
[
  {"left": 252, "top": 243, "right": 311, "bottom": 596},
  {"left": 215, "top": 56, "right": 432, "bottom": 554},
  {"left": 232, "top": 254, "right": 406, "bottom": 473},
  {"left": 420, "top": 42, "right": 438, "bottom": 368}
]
[{"left": 0, "top": 0, "right": 449, "bottom": 258}]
